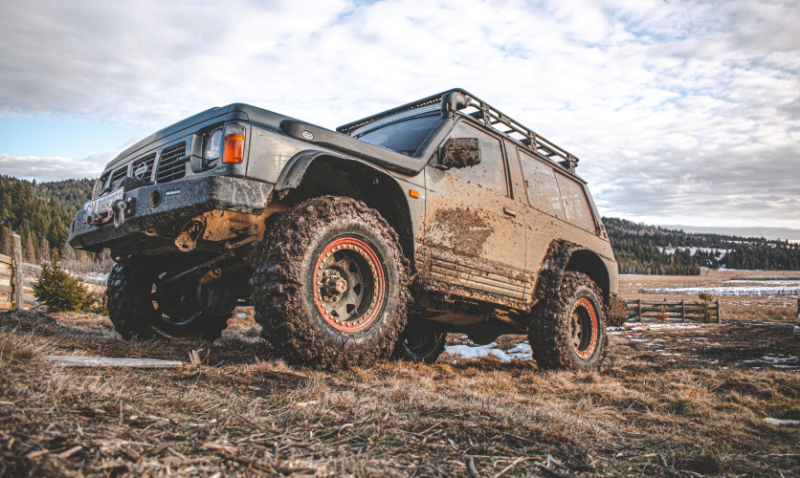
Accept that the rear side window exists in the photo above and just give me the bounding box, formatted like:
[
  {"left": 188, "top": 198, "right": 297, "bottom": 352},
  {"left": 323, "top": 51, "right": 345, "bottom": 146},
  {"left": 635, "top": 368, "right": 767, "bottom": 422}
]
[
  {"left": 555, "top": 172, "right": 596, "bottom": 232},
  {"left": 517, "top": 149, "right": 565, "bottom": 219}
]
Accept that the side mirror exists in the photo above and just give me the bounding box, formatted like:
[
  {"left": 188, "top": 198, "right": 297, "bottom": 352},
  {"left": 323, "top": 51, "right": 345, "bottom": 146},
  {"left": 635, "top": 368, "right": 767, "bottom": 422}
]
[{"left": 439, "top": 138, "right": 481, "bottom": 169}]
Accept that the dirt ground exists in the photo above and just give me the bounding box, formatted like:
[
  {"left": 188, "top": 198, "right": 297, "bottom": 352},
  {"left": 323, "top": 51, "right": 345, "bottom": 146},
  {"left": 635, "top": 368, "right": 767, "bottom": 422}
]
[{"left": 0, "top": 271, "right": 798, "bottom": 477}]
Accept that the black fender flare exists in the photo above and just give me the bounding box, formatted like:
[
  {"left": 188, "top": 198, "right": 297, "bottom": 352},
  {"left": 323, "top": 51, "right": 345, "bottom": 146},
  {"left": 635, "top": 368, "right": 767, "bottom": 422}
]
[
  {"left": 275, "top": 149, "right": 392, "bottom": 191},
  {"left": 273, "top": 149, "right": 418, "bottom": 271},
  {"left": 533, "top": 239, "right": 581, "bottom": 304},
  {"left": 533, "top": 240, "right": 611, "bottom": 305}
]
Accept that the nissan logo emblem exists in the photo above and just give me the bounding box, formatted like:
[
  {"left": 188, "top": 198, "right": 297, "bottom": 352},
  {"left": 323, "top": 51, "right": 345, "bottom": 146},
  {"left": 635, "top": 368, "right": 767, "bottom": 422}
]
[{"left": 134, "top": 163, "right": 148, "bottom": 180}]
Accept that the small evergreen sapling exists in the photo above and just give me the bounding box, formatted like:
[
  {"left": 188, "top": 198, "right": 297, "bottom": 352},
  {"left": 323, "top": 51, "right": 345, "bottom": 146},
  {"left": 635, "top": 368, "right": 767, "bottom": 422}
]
[
  {"left": 694, "top": 292, "right": 714, "bottom": 323},
  {"left": 33, "top": 255, "right": 96, "bottom": 312}
]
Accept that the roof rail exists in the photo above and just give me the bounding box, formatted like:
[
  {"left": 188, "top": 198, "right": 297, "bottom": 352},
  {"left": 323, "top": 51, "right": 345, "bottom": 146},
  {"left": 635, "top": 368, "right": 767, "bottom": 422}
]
[{"left": 336, "top": 89, "right": 580, "bottom": 173}]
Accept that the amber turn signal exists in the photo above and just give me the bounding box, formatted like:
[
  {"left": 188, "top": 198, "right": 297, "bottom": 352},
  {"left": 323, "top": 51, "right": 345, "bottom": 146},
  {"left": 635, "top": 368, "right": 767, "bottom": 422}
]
[
  {"left": 222, "top": 133, "right": 244, "bottom": 164},
  {"left": 409, "top": 189, "right": 419, "bottom": 199}
]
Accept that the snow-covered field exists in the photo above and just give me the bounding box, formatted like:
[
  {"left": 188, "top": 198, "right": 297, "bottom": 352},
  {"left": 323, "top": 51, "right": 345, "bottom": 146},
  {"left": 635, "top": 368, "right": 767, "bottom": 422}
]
[
  {"left": 657, "top": 246, "right": 733, "bottom": 258},
  {"left": 641, "top": 277, "right": 800, "bottom": 297},
  {"left": 641, "top": 285, "right": 800, "bottom": 296},
  {"left": 444, "top": 322, "right": 800, "bottom": 372}
]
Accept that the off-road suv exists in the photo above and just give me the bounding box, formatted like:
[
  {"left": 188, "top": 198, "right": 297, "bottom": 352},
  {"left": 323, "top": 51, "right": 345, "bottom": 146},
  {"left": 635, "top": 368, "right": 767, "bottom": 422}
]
[{"left": 69, "top": 89, "right": 626, "bottom": 371}]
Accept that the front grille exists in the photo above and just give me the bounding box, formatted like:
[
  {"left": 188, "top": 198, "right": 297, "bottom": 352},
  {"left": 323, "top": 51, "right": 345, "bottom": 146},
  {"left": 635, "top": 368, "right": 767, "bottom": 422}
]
[
  {"left": 131, "top": 153, "right": 156, "bottom": 182},
  {"left": 156, "top": 142, "right": 187, "bottom": 183},
  {"left": 110, "top": 166, "right": 127, "bottom": 187}
]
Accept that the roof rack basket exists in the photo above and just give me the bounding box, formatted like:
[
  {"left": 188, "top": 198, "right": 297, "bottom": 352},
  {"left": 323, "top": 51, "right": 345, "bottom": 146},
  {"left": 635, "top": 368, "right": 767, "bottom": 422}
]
[{"left": 336, "top": 89, "right": 579, "bottom": 173}]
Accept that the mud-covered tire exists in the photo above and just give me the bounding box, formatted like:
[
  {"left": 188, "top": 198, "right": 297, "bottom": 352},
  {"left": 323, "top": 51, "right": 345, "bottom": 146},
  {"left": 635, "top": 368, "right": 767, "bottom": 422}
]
[
  {"left": 107, "top": 255, "right": 231, "bottom": 342},
  {"left": 107, "top": 256, "right": 159, "bottom": 340},
  {"left": 251, "top": 196, "right": 410, "bottom": 371},
  {"left": 529, "top": 271, "right": 607, "bottom": 371},
  {"left": 393, "top": 321, "right": 447, "bottom": 364}
]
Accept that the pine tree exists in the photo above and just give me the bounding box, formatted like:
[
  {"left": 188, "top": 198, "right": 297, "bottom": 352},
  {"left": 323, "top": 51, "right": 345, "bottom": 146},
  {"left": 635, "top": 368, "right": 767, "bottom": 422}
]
[
  {"left": 32, "top": 256, "right": 95, "bottom": 312},
  {"left": 39, "top": 236, "right": 50, "bottom": 263},
  {"left": 0, "top": 227, "right": 10, "bottom": 256},
  {"left": 62, "top": 240, "right": 76, "bottom": 260},
  {"left": 24, "top": 232, "right": 36, "bottom": 264}
]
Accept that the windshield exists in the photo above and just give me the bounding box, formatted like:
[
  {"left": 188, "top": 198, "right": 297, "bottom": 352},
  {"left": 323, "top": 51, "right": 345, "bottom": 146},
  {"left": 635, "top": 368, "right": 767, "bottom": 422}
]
[{"left": 356, "top": 115, "right": 441, "bottom": 155}]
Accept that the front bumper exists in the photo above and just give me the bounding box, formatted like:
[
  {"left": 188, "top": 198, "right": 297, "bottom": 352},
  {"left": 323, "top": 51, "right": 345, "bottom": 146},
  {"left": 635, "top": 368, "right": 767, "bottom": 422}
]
[{"left": 68, "top": 175, "right": 273, "bottom": 251}]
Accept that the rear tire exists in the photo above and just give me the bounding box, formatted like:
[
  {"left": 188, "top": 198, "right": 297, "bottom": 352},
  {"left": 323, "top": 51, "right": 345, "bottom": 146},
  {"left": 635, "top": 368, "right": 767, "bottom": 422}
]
[
  {"left": 393, "top": 320, "right": 447, "bottom": 364},
  {"left": 251, "top": 196, "right": 410, "bottom": 371},
  {"left": 529, "top": 271, "right": 607, "bottom": 371}
]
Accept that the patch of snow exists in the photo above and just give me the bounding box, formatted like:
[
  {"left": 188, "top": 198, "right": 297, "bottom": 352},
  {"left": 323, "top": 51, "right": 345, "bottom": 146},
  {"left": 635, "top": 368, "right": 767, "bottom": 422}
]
[
  {"left": 623, "top": 323, "right": 702, "bottom": 332},
  {"left": 764, "top": 418, "right": 800, "bottom": 426},
  {"left": 726, "top": 280, "right": 800, "bottom": 286},
  {"left": 761, "top": 356, "right": 798, "bottom": 363},
  {"left": 445, "top": 341, "right": 532, "bottom": 362},
  {"left": 84, "top": 272, "right": 110, "bottom": 281}
]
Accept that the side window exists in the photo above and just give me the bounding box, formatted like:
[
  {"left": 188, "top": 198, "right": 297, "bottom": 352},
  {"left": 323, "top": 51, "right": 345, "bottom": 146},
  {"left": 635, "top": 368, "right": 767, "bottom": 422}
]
[
  {"left": 555, "top": 173, "right": 596, "bottom": 232},
  {"left": 517, "top": 149, "right": 565, "bottom": 219},
  {"left": 445, "top": 122, "right": 508, "bottom": 195}
]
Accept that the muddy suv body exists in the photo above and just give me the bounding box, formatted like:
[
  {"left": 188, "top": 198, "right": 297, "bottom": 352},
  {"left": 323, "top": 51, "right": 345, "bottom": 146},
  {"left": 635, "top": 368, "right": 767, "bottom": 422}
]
[{"left": 69, "top": 89, "right": 623, "bottom": 370}]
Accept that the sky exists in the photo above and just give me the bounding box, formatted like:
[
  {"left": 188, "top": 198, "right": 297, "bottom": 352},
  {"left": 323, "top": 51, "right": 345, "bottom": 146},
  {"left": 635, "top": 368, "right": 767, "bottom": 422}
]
[{"left": 1, "top": 0, "right": 799, "bottom": 240}]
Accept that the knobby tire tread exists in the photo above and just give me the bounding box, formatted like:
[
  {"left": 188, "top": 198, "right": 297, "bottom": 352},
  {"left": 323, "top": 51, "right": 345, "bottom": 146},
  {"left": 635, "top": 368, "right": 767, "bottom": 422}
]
[
  {"left": 529, "top": 271, "right": 608, "bottom": 371},
  {"left": 251, "top": 196, "right": 410, "bottom": 371}
]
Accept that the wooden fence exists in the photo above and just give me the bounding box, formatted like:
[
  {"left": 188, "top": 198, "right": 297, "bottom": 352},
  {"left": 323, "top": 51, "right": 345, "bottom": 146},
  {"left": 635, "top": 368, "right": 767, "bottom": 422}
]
[
  {"left": 0, "top": 233, "right": 106, "bottom": 310},
  {"left": 625, "top": 298, "right": 721, "bottom": 324}
]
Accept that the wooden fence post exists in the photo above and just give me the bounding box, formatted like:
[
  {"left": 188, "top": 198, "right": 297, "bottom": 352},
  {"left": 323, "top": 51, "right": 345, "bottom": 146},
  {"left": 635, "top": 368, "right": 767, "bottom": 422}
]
[
  {"left": 681, "top": 300, "right": 685, "bottom": 323},
  {"left": 12, "top": 234, "right": 23, "bottom": 310},
  {"left": 637, "top": 299, "right": 642, "bottom": 322},
  {"left": 716, "top": 299, "right": 721, "bottom": 324}
]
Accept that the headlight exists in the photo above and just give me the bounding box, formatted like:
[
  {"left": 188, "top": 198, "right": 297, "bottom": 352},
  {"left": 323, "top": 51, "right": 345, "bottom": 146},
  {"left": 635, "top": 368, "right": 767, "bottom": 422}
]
[{"left": 203, "top": 130, "right": 222, "bottom": 161}]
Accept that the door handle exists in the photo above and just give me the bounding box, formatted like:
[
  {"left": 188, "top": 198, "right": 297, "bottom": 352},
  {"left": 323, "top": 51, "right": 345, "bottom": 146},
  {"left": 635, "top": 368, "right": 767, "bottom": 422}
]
[{"left": 503, "top": 207, "right": 516, "bottom": 217}]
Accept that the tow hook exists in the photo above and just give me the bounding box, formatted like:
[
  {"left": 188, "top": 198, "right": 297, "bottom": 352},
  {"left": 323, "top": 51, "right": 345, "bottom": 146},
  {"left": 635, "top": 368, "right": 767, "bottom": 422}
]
[{"left": 113, "top": 199, "right": 135, "bottom": 228}]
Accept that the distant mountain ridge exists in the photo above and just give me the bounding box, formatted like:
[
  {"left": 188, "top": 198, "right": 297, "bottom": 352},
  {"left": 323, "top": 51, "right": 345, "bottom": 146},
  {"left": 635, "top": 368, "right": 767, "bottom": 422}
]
[{"left": 603, "top": 217, "right": 800, "bottom": 274}]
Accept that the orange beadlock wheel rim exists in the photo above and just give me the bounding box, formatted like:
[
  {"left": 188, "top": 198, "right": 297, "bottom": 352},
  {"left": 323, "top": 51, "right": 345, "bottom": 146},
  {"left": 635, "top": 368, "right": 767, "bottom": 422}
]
[
  {"left": 570, "top": 297, "right": 599, "bottom": 359},
  {"left": 312, "top": 237, "right": 385, "bottom": 333}
]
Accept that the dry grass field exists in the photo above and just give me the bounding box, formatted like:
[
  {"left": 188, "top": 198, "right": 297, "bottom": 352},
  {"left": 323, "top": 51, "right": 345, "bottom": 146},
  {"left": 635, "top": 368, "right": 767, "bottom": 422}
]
[
  {"left": 1, "top": 270, "right": 798, "bottom": 477},
  {"left": 621, "top": 269, "right": 800, "bottom": 324}
]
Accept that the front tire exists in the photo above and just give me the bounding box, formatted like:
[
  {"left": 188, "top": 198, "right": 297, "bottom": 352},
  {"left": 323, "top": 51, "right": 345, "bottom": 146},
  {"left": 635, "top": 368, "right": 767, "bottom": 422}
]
[
  {"left": 251, "top": 197, "right": 410, "bottom": 371},
  {"left": 107, "top": 256, "right": 159, "bottom": 340},
  {"left": 529, "top": 271, "right": 607, "bottom": 371},
  {"left": 107, "top": 255, "right": 231, "bottom": 342}
]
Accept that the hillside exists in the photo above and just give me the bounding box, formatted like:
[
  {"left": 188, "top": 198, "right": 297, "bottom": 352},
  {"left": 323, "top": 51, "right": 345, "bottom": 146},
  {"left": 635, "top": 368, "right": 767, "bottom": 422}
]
[
  {"left": 0, "top": 176, "right": 78, "bottom": 262},
  {"left": 604, "top": 217, "right": 800, "bottom": 274},
  {"left": 32, "top": 178, "right": 94, "bottom": 216}
]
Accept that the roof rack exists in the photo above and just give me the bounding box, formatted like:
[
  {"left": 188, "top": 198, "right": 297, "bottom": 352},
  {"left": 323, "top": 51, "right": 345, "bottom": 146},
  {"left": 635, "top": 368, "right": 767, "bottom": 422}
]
[{"left": 336, "top": 89, "right": 579, "bottom": 173}]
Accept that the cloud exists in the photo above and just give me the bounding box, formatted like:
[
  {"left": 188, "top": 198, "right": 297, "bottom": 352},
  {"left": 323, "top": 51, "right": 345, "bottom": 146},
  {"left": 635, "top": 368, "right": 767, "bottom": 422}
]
[
  {"left": 0, "top": 0, "right": 798, "bottom": 230},
  {"left": 0, "top": 154, "right": 108, "bottom": 182}
]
